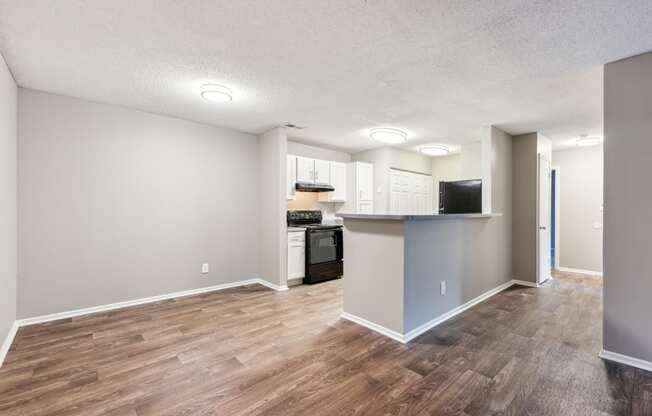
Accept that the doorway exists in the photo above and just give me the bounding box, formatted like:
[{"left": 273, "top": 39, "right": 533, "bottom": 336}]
[
  {"left": 537, "top": 154, "right": 552, "bottom": 284},
  {"left": 550, "top": 168, "right": 557, "bottom": 268}
]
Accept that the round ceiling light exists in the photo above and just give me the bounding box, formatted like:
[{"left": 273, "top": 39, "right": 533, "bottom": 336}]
[
  {"left": 576, "top": 134, "right": 602, "bottom": 147},
  {"left": 419, "top": 145, "right": 450, "bottom": 156},
  {"left": 200, "top": 84, "right": 232, "bottom": 103},
  {"left": 369, "top": 127, "right": 408, "bottom": 144}
]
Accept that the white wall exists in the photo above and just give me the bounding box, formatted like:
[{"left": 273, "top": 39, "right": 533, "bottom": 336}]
[
  {"left": 18, "top": 89, "right": 261, "bottom": 318},
  {"left": 0, "top": 54, "right": 17, "bottom": 350},
  {"left": 460, "top": 141, "right": 483, "bottom": 179},
  {"left": 287, "top": 140, "right": 351, "bottom": 163},
  {"left": 352, "top": 147, "right": 431, "bottom": 213},
  {"left": 258, "top": 127, "right": 288, "bottom": 288},
  {"left": 552, "top": 145, "right": 603, "bottom": 273}
]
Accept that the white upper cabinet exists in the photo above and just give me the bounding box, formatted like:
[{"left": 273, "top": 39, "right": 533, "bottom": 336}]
[
  {"left": 287, "top": 155, "right": 297, "bottom": 200},
  {"left": 296, "top": 156, "right": 315, "bottom": 183},
  {"left": 313, "top": 159, "right": 330, "bottom": 184},
  {"left": 318, "top": 161, "right": 347, "bottom": 202}
]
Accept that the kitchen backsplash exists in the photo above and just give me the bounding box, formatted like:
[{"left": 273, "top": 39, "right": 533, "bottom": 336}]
[{"left": 287, "top": 192, "right": 345, "bottom": 220}]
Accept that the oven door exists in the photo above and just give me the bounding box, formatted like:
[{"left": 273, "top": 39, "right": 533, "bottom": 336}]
[{"left": 307, "top": 228, "right": 343, "bottom": 265}]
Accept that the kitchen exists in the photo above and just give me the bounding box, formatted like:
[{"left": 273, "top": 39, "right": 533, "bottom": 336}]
[{"left": 284, "top": 136, "right": 485, "bottom": 289}]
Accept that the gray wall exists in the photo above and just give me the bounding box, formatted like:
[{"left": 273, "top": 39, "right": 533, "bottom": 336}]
[
  {"left": 404, "top": 126, "right": 513, "bottom": 332},
  {"left": 0, "top": 54, "right": 17, "bottom": 343},
  {"left": 343, "top": 219, "right": 406, "bottom": 333},
  {"left": 18, "top": 89, "right": 260, "bottom": 318},
  {"left": 553, "top": 145, "right": 603, "bottom": 272},
  {"left": 258, "top": 127, "right": 287, "bottom": 288},
  {"left": 512, "top": 133, "right": 538, "bottom": 283},
  {"left": 604, "top": 51, "right": 652, "bottom": 361}
]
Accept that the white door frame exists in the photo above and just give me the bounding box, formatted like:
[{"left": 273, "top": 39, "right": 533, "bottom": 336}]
[
  {"left": 551, "top": 166, "right": 561, "bottom": 270},
  {"left": 536, "top": 154, "right": 552, "bottom": 284}
]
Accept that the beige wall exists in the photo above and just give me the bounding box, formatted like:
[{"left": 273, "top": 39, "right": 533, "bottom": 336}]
[
  {"left": 553, "top": 145, "right": 603, "bottom": 272},
  {"left": 18, "top": 89, "right": 261, "bottom": 318},
  {"left": 0, "top": 54, "right": 17, "bottom": 346},
  {"left": 511, "top": 132, "right": 551, "bottom": 283},
  {"left": 603, "top": 51, "right": 652, "bottom": 362},
  {"left": 258, "top": 127, "right": 288, "bottom": 288},
  {"left": 512, "top": 133, "right": 538, "bottom": 283}
]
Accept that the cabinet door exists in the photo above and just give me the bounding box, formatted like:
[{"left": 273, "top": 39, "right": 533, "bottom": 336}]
[
  {"left": 314, "top": 159, "right": 331, "bottom": 184},
  {"left": 287, "top": 155, "right": 297, "bottom": 200},
  {"left": 288, "top": 232, "right": 305, "bottom": 279},
  {"left": 330, "top": 162, "right": 346, "bottom": 201},
  {"left": 296, "top": 157, "right": 315, "bottom": 183}
]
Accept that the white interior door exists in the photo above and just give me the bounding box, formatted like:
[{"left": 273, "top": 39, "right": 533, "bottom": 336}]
[{"left": 537, "top": 154, "right": 551, "bottom": 284}]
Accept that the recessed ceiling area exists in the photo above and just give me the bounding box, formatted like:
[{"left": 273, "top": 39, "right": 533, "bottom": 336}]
[{"left": 1, "top": 1, "right": 651, "bottom": 152}]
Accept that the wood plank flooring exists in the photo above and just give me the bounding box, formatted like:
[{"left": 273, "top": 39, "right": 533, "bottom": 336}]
[{"left": 1, "top": 271, "right": 651, "bottom": 415}]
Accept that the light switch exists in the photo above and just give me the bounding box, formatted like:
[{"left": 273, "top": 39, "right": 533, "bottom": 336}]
[{"left": 202, "top": 263, "right": 210, "bottom": 274}]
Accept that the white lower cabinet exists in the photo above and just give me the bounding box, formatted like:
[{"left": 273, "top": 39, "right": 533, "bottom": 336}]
[{"left": 288, "top": 231, "right": 305, "bottom": 280}]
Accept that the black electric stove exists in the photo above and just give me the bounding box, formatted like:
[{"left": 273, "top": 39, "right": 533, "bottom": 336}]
[{"left": 287, "top": 211, "right": 343, "bottom": 284}]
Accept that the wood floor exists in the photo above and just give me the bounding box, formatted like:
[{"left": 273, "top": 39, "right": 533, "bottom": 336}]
[{"left": 1, "top": 271, "right": 651, "bottom": 416}]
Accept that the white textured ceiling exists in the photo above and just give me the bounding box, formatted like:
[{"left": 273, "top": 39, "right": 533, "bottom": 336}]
[{"left": 1, "top": 1, "right": 652, "bottom": 152}]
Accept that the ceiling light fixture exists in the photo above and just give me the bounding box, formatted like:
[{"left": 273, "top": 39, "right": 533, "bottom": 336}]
[
  {"left": 369, "top": 127, "right": 408, "bottom": 144},
  {"left": 200, "top": 83, "right": 233, "bottom": 103},
  {"left": 576, "top": 134, "right": 602, "bottom": 147},
  {"left": 419, "top": 145, "right": 450, "bottom": 156}
]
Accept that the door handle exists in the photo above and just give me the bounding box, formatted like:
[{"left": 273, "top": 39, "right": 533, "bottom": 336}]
[{"left": 539, "top": 226, "right": 547, "bottom": 230}]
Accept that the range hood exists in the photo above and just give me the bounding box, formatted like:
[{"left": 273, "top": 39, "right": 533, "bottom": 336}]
[{"left": 295, "top": 182, "right": 335, "bottom": 192}]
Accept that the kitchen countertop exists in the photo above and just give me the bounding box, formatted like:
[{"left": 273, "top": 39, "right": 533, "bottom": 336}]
[
  {"left": 335, "top": 213, "right": 502, "bottom": 221},
  {"left": 288, "top": 226, "right": 307, "bottom": 232}
]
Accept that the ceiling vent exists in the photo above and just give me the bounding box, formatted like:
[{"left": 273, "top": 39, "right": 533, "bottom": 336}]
[{"left": 284, "top": 123, "right": 306, "bottom": 129}]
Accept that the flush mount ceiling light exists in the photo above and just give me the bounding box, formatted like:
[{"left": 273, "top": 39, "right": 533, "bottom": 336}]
[
  {"left": 576, "top": 134, "right": 602, "bottom": 147},
  {"left": 419, "top": 145, "right": 450, "bottom": 156},
  {"left": 369, "top": 127, "right": 408, "bottom": 144},
  {"left": 200, "top": 83, "right": 233, "bottom": 103}
]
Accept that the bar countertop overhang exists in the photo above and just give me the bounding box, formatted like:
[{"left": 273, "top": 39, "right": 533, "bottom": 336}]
[{"left": 335, "top": 212, "right": 502, "bottom": 221}]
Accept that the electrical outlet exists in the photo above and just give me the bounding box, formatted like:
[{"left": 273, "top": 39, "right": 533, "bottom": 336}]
[
  {"left": 201, "top": 263, "right": 210, "bottom": 274},
  {"left": 440, "top": 281, "right": 446, "bottom": 296}
]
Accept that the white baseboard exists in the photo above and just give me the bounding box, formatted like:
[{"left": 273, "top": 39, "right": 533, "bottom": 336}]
[
  {"left": 512, "top": 279, "right": 542, "bottom": 288},
  {"left": 340, "top": 312, "right": 406, "bottom": 344},
  {"left": 257, "top": 279, "right": 289, "bottom": 292},
  {"left": 556, "top": 267, "right": 603, "bottom": 277},
  {"left": 599, "top": 349, "right": 652, "bottom": 372},
  {"left": 403, "top": 279, "right": 516, "bottom": 342},
  {"left": 342, "top": 279, "right": 521, "bottom": 344},
  {"left": 17, "top": 278, "right": 285, "bottom": 327},
  {"left": 0, "top": 321, "right": 19, "bottom": 368}
]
